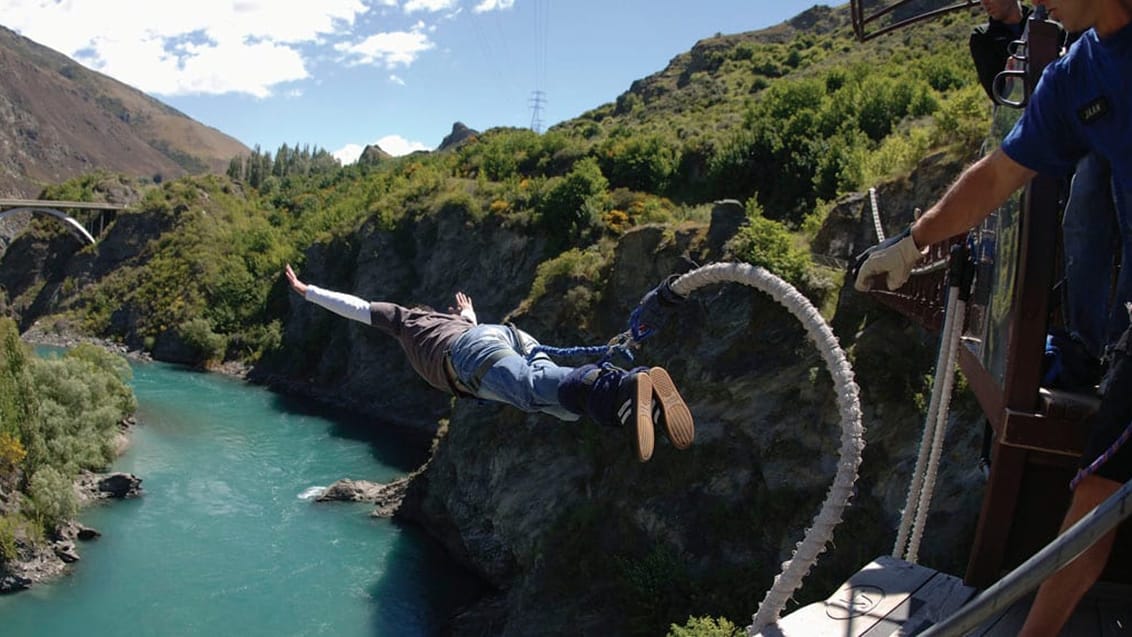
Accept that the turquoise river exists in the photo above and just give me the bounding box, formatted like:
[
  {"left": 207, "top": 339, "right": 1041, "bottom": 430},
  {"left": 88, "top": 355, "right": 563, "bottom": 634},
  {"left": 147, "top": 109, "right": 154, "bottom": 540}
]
[{"left": 0, "top": 350, "right": 482, "bottom": 636}]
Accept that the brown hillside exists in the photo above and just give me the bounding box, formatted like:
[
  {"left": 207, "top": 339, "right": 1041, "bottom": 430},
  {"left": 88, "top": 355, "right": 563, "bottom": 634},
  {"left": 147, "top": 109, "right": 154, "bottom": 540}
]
[{"left": 0, "top": 25, "right": 249, "bottom": 198}]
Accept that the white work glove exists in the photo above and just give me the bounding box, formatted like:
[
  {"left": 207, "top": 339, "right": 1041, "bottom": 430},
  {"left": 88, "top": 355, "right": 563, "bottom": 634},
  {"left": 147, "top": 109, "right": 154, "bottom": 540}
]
[{"left": 852, "top": 228, "right": 925, "bottom": 292}]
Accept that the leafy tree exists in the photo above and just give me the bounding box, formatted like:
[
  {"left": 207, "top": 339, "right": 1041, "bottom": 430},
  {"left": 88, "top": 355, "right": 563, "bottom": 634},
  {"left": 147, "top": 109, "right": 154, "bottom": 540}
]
[
  {"left": 28, "top": 466, "right": 77, "bottom": 529},
  {"left": 178, "top": 318, "right": 229, "bottom": 365},
  {"left": 25, "top": 350, "right": 133, "bottom": 476},
  {"left": 537, "top": 157, "right": 610, "bottom": 253},
  {"left": 0, "top": 319, "right": 36, "bottom": 440},
  {"left": 727, "top": 198, "right": 814, "bottom": 289},
  {"left": 598, "top": 134, "right": 680, "bottom": 193}
]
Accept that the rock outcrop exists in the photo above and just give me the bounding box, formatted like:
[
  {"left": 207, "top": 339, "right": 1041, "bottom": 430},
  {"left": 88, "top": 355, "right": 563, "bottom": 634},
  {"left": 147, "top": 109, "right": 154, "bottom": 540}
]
[
  {"left": 437, "top": 122, "right": 478, "bottom": 151},
  {"left": 357, "top": 144, "right": 392, "bottom": 166},
  {"left": 0, "top": 514, "right": 107, "bottom": 594},
  {"left": 317, "top": 477, "right": 410, "bottom": 518},
  {"left": 75, "top": 471, "right": 143, "bottom": 502}
]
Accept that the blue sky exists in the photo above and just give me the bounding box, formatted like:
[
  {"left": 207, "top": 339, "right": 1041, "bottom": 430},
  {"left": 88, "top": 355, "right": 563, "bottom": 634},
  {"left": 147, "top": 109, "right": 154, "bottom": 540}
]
[{"left": 1, "top": 0, "right": 830, "bottom": 163}]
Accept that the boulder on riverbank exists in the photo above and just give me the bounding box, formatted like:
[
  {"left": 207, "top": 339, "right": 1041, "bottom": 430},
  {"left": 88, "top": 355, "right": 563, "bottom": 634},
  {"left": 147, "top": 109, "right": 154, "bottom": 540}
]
[
  {"left": 317, "top": 477, "right": 410, "bottom": 517},
  {"left": 75, "top": 471, "right": 143, "bottom": 503}
]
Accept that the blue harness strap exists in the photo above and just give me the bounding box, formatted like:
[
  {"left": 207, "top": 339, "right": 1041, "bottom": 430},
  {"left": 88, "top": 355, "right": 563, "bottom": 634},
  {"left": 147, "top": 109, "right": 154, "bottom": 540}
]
[
  {"left": 526, "top": 340, "right": 635, "bottom": 365},
  {"left": 521, "top": 274, "right": 687, "bottom": 366}
]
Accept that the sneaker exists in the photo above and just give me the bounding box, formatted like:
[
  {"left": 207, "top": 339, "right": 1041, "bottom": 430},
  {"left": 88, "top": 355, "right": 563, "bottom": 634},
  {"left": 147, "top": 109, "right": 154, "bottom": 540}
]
[
  {"left": 648, "top": 367, "right": 694, "bottom": 450},
  {"left": 588, "top": 366, "right": 655, "bottom": 462}
]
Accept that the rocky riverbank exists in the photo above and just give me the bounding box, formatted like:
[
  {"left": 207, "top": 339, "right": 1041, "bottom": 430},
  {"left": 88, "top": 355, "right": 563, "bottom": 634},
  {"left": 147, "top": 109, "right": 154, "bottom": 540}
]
[
  {"left": 1, "top": 329, "right": 146, "bottom": 594},
  {"left": 0, "top": 469, "right": 142, "bottom": 594}
]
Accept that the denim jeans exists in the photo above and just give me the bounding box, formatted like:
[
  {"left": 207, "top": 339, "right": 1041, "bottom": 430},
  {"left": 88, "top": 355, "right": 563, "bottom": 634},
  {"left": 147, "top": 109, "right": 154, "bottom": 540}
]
[
  {"left": 448, "top": 324, "right": 579, "bottom": 421},
  {"left": 1063, "top": 154, "right": 1129, "bottom": 360}
]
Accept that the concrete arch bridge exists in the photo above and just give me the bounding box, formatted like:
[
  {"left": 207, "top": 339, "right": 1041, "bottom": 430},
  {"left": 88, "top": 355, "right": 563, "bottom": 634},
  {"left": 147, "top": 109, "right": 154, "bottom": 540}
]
[{"left": 0, "top": 199, "right": 127, "bottom": 245}]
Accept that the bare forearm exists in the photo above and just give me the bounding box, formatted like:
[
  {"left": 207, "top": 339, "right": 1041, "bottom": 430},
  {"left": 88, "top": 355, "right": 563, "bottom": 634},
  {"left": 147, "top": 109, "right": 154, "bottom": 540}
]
[{"left": 911, "top": 149, "right": 1035, "bottom": 247}]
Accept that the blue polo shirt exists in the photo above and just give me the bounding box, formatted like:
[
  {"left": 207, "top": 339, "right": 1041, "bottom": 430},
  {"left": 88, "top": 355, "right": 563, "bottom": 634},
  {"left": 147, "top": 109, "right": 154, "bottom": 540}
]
[{"left": 1002, "top": 21, "right": 1132, "bottom": 187}]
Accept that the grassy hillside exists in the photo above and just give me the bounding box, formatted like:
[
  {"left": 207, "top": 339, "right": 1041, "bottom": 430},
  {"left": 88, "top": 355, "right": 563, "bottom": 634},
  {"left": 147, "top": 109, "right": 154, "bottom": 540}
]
[{"left": 0, "top": 25, "right": 250, "bottom": 198}]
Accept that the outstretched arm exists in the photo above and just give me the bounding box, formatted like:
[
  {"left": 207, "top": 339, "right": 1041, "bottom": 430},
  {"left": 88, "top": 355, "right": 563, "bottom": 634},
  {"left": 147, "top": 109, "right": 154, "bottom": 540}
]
[{"left": 285, "top": 263, "right": 372, "bottom": 325}]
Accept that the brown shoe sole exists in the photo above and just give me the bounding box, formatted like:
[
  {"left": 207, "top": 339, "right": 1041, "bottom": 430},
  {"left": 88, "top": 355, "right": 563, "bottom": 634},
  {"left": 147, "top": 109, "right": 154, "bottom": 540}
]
[
  {"left": 626, "top": 373, "right": 654, "bottom": 463},
  {"left": 648, "top": 367, "right": 694, "bottom": 450}
]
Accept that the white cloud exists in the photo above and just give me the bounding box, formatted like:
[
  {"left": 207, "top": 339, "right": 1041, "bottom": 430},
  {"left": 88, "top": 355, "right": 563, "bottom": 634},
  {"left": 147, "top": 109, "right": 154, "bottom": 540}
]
[
  {"left": 333, "top": 143, "right": 365, "bottom": 165},
  {"left": 403, "top": 0, "right": 458, "bottom": 13},
  {"left": 332, "top": 134, "right": 430, "bottom": 164},
  {"left": 473, "top": 0, "right": 515, "bottom": 12},
  {"left": 0, "top": 0, "right": 375, "bottom": 97},
  {"left": 389, "top": 74, "right": 406, "bottom": 85},
  {"left": 377, "top": 134, "right": 430, "bottom": 156},
  {"left": 336, "top": 29, "right": 433, "bottom": 68}
]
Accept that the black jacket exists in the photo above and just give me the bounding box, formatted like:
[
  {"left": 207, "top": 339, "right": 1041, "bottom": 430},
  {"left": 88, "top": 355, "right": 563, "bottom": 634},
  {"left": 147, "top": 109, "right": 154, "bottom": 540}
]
[{"left": 969, "top": 5, "right": 1032, "bottom": 100}]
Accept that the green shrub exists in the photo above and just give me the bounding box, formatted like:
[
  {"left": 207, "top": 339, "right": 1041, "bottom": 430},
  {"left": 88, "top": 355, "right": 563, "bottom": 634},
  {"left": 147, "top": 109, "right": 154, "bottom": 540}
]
[
  {"left": 28, "top": 466, "right": 77, "bottom": 530},
  {"left": 526, "top": 247, "right": 608, "bottom": 304},
  {"left": 862, "top": 126, "right": 935, "bottom": 184},
  {"left": 537, "top": 157, "right": 610, "bottom": 253},
  {"left": 0, "top": 514, "right": 19, "bottom": 562},
  {"left": 232, "top": 320, "right": 283, "bottom": 361},
  {"left": 25, "top": 351, "right": 132, "bottom": 475},
  {"left": 668, "top": 617, "right": 742, "bottom": 637},
  {"left": 726, "top": 199, "right": 813, "bottom": 289},
  {"left": 932, "top": 85, "right": 991, "bottom": 150},
  {"left": 178, "top": 318, "right": 228, "bottom": 364},
  {"left": 598, "top": 134, "right": 680, "bottom": 193}
]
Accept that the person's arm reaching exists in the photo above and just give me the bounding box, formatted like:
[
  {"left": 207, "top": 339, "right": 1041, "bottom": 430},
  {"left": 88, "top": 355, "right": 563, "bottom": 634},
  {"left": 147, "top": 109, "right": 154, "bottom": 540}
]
[
  {"left": 911, "top": 148, "right": 1035, "bottom": 247},
  {"left": 854, "top": 149, "right": 1035, "bottom": 291},
  {"left": 285, "top": 263, "right": 373, "bottom": 325}
]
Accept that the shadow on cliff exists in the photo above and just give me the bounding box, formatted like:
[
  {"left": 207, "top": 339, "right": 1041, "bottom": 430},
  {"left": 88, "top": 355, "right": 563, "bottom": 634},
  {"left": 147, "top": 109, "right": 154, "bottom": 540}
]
[{"left": 268, "top": 391, "right": 432, "bottom": 474}]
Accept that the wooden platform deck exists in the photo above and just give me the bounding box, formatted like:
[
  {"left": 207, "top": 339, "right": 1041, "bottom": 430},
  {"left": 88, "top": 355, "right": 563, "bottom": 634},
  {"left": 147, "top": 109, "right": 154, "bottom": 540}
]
[{"left": 755, "top": 555, "right": 1132, "bottom": 636}]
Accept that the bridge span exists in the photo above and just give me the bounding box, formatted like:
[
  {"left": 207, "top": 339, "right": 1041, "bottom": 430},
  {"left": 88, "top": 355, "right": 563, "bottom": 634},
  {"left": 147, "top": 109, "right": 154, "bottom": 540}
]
[{"left": 0, "top": 199, "right": 128, "bottom": 245}]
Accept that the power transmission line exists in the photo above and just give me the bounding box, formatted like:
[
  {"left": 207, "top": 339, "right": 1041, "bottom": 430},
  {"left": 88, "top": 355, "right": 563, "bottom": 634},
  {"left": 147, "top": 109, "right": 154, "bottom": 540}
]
[{"left": 529, "top": 90, "right": 546, "bottom": 133}]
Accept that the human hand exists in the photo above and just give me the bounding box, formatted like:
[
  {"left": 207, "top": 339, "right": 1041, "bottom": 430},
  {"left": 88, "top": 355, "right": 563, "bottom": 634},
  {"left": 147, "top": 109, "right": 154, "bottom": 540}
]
[
  {"left": 284, "top": 264, "right": 308, "bottom": 296},
  {"left": 630, "top": 275, "right": 686, "bottom": 340},
  {"left": 449, "top": 291, "right": 473, "bottom": 314},
  {"left": 851, "top": 228, "right": 925, "bottom": 292}
]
